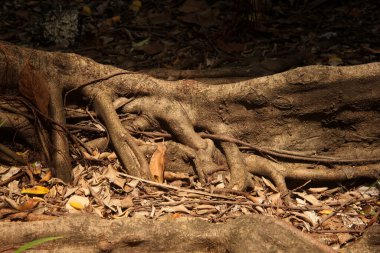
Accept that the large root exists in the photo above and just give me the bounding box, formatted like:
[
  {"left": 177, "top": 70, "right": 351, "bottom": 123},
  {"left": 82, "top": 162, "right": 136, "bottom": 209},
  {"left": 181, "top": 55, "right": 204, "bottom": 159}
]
[
  {"left": 0, "top": 42, "right": 379, "bottom": 193},
  {"left": 0, "top": 214, "right": 335, "bottom": 253}
]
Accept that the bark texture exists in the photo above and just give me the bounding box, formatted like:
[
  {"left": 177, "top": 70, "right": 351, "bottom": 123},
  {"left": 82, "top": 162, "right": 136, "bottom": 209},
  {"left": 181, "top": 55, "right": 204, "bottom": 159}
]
[
  {"left": 0, "top": 214, "right": 335, "bottom": 253},
  {"left": 0, "top": 41, "right": 379, "bottom": 191}
]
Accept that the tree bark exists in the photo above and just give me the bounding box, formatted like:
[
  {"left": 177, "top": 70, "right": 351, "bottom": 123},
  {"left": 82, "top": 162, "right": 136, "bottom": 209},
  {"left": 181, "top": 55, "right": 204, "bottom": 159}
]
[{"left": 0, "top": 41, "right": 379, "bottom": 191}]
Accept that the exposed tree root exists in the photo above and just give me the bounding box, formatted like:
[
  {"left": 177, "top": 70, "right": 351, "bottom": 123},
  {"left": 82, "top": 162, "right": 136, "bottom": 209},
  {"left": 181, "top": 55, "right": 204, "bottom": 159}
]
[
  {"left": 0, "top": 41, "right": 379, "bottom": 194},
  {"left": 0, "top": 214, "right": 336, "bottom": 253}
]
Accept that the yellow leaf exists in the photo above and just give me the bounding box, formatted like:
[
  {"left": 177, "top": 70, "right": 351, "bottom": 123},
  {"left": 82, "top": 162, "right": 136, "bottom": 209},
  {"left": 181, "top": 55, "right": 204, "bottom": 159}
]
[
  {"left": 21, "top": 186, "right": 49, "bottom": 195},
  {"left": 328, "top": 55, "right": 343, "bottom": 66},
  {"left": 82, "top": 5, "right": 92, "bottom": 16},
  {"left": 319, "top": 209, "right": 333, "bottom": 215},
  {"left": 111, "top": 15, "right": 121, "bottom": 24},
  {"left": 69, "top": 201, "right": 85, "bottom": 210},
  {"left": 130, "top": 0, "right": 142, "bottom": 12},
  {"left": 149, "top": 143, "right": 166, "bottom": 183}
]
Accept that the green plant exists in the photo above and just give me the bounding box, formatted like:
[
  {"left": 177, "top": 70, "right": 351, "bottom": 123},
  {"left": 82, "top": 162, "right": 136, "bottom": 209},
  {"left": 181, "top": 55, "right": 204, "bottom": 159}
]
[{"left": 14, "top": 236, "right": 63, "bottom": 253}]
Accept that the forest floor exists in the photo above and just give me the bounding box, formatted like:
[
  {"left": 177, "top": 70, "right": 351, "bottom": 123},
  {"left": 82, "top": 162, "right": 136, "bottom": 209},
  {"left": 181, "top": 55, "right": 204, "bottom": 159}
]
[{"left": 0, "top": 0, "right": 379, "bottom": 251}]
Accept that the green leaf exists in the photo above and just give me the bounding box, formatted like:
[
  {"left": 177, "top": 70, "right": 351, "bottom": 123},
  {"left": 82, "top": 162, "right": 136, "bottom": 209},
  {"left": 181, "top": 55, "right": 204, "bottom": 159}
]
[
  {"left": 132, "top": 38, "right": 150, "bottom": 49},
  {"left": 14, "top": 236, "right": 63, "bottom": 253}
]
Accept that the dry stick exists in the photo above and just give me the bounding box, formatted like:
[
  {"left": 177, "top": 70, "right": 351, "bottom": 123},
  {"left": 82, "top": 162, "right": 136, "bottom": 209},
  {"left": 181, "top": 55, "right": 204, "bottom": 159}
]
[
  {"left": 119, "top": 172, "right": 235, "bottom": 200},
  {"left": 136, "top": 131, "right": 380, "bottom": 165},
  {"left": 311, "top": 229, "right": 364, "bottom": 234},
  {"left": 154, "top": 199, "right": 325, "bottom": 211},
  {"left": 119, "top": 173, "right": 333, "bottom": 211},
  {"left": 282, "top": 180, "right": 312, "bottom": 199},
  {"left": 0, "top": 171, "right": 25, "bottom": 186}
]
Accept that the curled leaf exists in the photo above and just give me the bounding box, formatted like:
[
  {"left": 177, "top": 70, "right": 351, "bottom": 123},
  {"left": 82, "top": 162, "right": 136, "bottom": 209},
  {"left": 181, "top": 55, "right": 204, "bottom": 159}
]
[
  {"left": 17, "top": 198, "right": 41, "bottom": 211},
  {"left": 149, "top": 143, "right": 166, "bottom": 183}
]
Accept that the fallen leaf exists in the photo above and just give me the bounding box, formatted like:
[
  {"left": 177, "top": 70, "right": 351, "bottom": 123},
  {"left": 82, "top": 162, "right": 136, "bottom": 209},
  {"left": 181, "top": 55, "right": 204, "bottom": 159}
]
[
  {"left": 130, "top": 0, "right": 142, "bottom": 12},
  {"left": 149, "top": 143, "right": 167, "bottom": 183},
  {"left": 132, "top": 38, "right": 150, "bottom": 49},
  {"left": 70, "top": 201, "right": 84, "bottom": 210},
  {"left": 82, "top": 5, "right": 92, "bottom": 15},
  {"left": 160, "top": 204, "right": 191, "bottom": 214},
  {"left": 134, "top": 40, "right": 164, "bottom": 55},
  {"left": 29, "top": 162, "right": 42, "bottom": 175},
  {"left": 328, "top": 55, "right": 343, "bottom": 66},
  {"left": 66, "top": 195, "right": 89, "bottom": 213},
  {"left": 319, "top": 209, "right": 334, "bottom": 215},
  {"left": 294, "top": 192, "right": 321, "bottom": 206},
  {"left": 39, "top": 170, "right": 52, "bottom": 182},
  {"left": 262, "top": 177, "right": 278, "bottom": 192},
  {"left": 0, "top": 166, "right": 21, "bottom": 181},
  {"left": 17, "top": 199, "right": 41, "bottom": 211},
  {"left": 21, "top": 186, "right": 49, "bottom": 195},
  {"left": 105, "top": 164, "right": 126, "bottom": 188},
  {"left": 4, "top": 197, "right": 19, "bottom": 210}
]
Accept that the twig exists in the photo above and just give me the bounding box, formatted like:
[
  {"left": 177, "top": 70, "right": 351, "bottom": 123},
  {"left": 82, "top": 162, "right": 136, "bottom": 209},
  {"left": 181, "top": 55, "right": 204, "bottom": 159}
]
[
  {"left": 0, "top": 171, "right": 25, "bottom": 186},
  {"left": 311, "top": 229, "right": 364, "bottom": 234},
  {"left": 119, "top": 172, "right": 236, "bottom": 200}
]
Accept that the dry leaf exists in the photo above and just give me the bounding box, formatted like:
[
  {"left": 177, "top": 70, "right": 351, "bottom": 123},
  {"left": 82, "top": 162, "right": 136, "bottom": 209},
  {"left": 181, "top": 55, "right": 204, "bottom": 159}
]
[
  {"left": 17, "top": 199, "right": 41, "bottom": 211},
  {"left": 66, "top": 195, "right": 89, "bottom": 213},
  {"left": 294, "top": 192, "right": 321, "bottom": 206},
  {"left": 149, "top": 143, "right": 167, "bottom": 183},
  {"left": 3, "top": 197, "right": 19, "bottom": 210},
  {"left": 319, "top": 209, "right": 334, "bottom": 215},
  {"left": 328, "top": 55, "right": 343, "bottom": 66},
  {"left": 161, "top": 204, "right": 191, "bottom": 214},
  {"left": 21, "top": 186, "right": 49, "bottom": 195},
  {"left": 18, "top": 62, "right": 50, "bottom": 117},
  {"left": 82, "top": 5, "right": 92, "bottom": 15},
  {"left": 70, "top": 201, "right": 84, "bottom": 210},
  {"left": 105, "top": 164, "right": 125, "bottom": 188},
  {"left": 39, "top": 170, "right": 52, "bottom": 182},
  {"left": 262, "top": 177, "right": 278, "bottom": 192},
  {"left": 29, "top": 162, "right": 42, "bottom": 175},
  {"left": 0, "top": 166, "right": 21, "bottom": 181},
  {"left": 130, "top": 0, "right": 142, "bottom": 12}
]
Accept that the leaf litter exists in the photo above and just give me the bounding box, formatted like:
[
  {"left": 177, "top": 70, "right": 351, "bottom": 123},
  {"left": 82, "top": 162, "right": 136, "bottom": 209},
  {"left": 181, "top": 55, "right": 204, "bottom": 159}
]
[{"left": 0, "top": 0, "right": 379, "bottom": 250}]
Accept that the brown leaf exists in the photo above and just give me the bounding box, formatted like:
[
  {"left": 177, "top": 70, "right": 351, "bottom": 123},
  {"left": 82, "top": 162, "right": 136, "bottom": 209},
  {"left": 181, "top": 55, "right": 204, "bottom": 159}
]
[
  {"left": 135, "top": 40, "right": 164, "bottom": 55},
  {"left": 17, "top": 198, "right": 41, "bottom": 211},
  {"left": 149, "top": 143, "right": 167, "bottom": 183},
  {"left": 39, "top": 170, "right": 52, "bottom": 182},
  {"left": 18, "top": 62, "right": 50, "bottom": 117}
]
